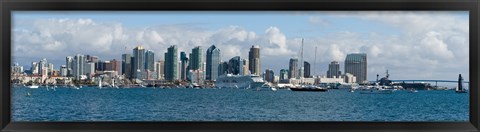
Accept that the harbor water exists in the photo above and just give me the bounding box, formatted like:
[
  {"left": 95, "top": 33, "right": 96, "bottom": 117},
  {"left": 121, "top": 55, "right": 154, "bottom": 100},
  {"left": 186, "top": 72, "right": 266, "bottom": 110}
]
[{"left": 12, "top": 86, "right": 469, "bottom": 121}]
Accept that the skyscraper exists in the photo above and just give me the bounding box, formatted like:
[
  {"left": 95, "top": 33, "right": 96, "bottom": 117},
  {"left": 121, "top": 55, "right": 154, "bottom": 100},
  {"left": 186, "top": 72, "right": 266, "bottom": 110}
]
[
  {"left": 241, "top": 59, "right": 249, "bottom": 75},
  {"left": 164, "top": 45, "right": 178, "bottom": 81},
  {"left": 145, "top": 50, "right": 155, "bottom": 72},
  {"left": 156, "top": 60, "right": 165, "bottom": 80},
  {"left": 66, "top": 56, "right": 73, "bottom": 76},
  {"left": 219, "top": 61, "right": 228, "bottom": 75},
  {"left": 327, "top": 61, "right": 341, "bottom": 78},
  {"left": 228, "top": 56, "right": 241, "bottom": 75},
  {"left": 180, "top": 52, "right": 188, "bottom": 81},
  {"left": 60, "top": 65, "right": 67, "bottom": 77},
  {"left": 39, "top": 58, "right": 47, "bottom": 76},
  {"left": 265, "top": 69, "right": 274, "bottom": 83},
  {"left": 280, "top": 69, "right": 289, "bottom": 80},
  {"left": 122, "top": 54, "right": 132, "bottom": 79},
  {"left": 345, "top": 53, "right": 367, "bottom": 83},
  {"left": 133, "top": 46, "right": 145, "bottom": 80},
  {"left": 73, "top": 54, "right": 85, "bottom": 80},
  {"left": 248, "top": 45, "right": 260, "bottom": 75},
  {"left": 206, "top": 45, "right": 221, "bottom": 81},
  {"left": 31, "top": 62, "right": 39, "bottom": 75},
  {"left": 288, "top": 58, "right": 298, "bottom": 79},
  {"left": 189, "top": 46, "right": 202, "bottom": 70},
  {"left": 48, "top": 63, "right": 54, "bottom": 75},
  {"left": 304, "top": 61, "right": 311, "bottom": 78}
]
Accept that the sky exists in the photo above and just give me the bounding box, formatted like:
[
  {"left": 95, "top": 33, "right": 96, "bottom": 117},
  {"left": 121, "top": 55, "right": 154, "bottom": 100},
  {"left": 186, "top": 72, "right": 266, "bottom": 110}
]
[{"left": 11, "top": 11, "right": 469, "bottom": 81}]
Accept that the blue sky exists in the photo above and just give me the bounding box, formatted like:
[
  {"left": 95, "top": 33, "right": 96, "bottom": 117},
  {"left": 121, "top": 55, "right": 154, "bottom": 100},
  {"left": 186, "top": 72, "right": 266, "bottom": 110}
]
[{"left": 12, "top": 11, "right": 469, "bottom": 81}]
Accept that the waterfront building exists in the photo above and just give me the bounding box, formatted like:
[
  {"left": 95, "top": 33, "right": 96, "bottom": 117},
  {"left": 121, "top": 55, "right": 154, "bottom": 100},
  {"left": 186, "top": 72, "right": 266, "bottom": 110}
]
[
  {"left": 344, "top": 53, "right": 367, "bottom": 83},
  {"left": 288, "top": 58, "right": 298, "bottom": 79},
  {"left": 31, "top": 62, "right": 39, "bottom": 75},
  {"left": 133, "top": 46, "right": 146, "bottom": 80},
  {"left": 206, "top": 45, "right": 221, "bottom": 81},
  {"left": 304, "top": 61, "right": 311, "bottom": 78},
  {"left": 265, "top": 69, "right": 274, "bottom": 83},
  {"left": 248, "top": 45, "right": 261, "bottom": 75},
  {"left": 241, "top": 59, "right": 249, "bottom": 75},
  {"left": 279, "top": 69, "right": 289, "bottom": 80},
  {"left": 228, "top": 56, "right": 241, "bottom": 75},
  {"left": 66, "top": 56, "right": 73, "bottom": 76},
  {"left": 189, "top": 70, "right": 205, "bottom": 84},
  {"left": 327, "top": 61, "right": 342, "bottom": 78},
  {"left": 60, "top": 65, "right": 67, "bottom": 77},
  {"left": 343, "top": 73, "right": 357, "bottom": 83},
  {"left": 155, "top": 60, "right": 165, "bottom": 80},
  {"left": 316, "top": 75, "right": 344, "bottom": 84},
  {"left": 122, "top": 54, "right": 132, "bottom": 79},
  {"left": 145, "top": 50, "right": 155, "bottom": 72},
  {"left": 189, "top": 46, "right": 202, "bottom": 71},
  {"left": 73, "top": 54, "right": 86, "bottom": 80},
  {"left": 164, "top": 45, "right": 178, "bottom": 81},
  {"left": 180, "top": 52, "right": 188, "bottom": 81}
]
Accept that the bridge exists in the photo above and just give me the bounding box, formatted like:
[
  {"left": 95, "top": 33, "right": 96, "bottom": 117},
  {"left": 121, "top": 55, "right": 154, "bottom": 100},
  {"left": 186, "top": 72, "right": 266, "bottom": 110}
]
[{"left": 368, "top": 80, "right": 469, "bottom": 86}]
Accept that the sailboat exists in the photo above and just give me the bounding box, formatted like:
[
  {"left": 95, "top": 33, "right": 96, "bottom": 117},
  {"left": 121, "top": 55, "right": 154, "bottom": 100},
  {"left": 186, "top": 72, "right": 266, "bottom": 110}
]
[
  {"left": 98, "top": 77, "right": 103, "bottom": 89},
  {"left": 289, "top": 38, "right": 328, "bottom": 92},
  {"left": 112, "top": 78, "right": 119, "bottom": 88}
]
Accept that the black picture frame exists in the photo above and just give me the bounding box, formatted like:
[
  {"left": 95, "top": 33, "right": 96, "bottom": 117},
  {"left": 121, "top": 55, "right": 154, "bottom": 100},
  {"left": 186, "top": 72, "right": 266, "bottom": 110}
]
[{"left": 1, "top": 0, "right": 478, "bottom": 131}]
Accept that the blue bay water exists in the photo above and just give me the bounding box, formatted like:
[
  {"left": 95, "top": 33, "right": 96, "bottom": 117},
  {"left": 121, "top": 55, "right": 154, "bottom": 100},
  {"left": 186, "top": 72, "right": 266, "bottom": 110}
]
[{"left": 12, "top": 87, "right": 469, "bottom": 122}]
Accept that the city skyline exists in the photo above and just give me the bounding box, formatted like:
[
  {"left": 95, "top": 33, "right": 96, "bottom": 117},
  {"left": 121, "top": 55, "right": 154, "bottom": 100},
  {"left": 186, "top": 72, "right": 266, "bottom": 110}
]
[{"left": 12, "top": 11, "right": 469, "bottom": 81}]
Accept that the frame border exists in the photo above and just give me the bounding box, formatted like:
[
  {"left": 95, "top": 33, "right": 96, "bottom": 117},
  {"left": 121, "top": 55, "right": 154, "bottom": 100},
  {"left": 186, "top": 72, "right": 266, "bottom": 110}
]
[{"left": 1, "top": 0, "right": 478, "bottom": 131}]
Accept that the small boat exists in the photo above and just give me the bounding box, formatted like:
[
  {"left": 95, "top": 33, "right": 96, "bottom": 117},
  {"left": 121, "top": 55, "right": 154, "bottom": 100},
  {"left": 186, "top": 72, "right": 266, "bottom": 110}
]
[
  {"left": 28, "top": 85, "right": 39, "bottom": 89},
  {"left": 289, "top": 85, "right": 328, "bottom": 92},
  {"left": 271, "top": 87, "right": 277, "bottom": 91},
  {"left": 349, "top": 89, "right": 355, "bottom": 93},
  {"left": 407, "top": 89, "right": 418, "bottom": 93}
]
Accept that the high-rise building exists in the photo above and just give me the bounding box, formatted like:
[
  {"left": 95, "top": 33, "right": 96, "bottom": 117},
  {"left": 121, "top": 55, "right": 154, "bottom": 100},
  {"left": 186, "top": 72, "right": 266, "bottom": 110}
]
[
  {"left": 206, "top": 45, "right": 221, "bottom": 81},
  {"left": 60, "top": 65, "right": 67, "bottom": 77},
  {"left": 248, "top": 45, "right": 260, "bottom": 75},
  {"left": 73, "top": 54, "right": 85, "bottom": 80},
  {"left": 31, "top": 62, "right": 39, "bottom": 75},
  {"left": 228, "top": 56, "right": 241, "bottom": 75},
  {"left": 122, "top": 54, "right": 132, "bottom": 79},
  {"left": 180, "top": 52, "right": 188, "bottom": 81},
  {"left": 85, "top": 62, "right": 95, "bottom": 77},
  {"left": 327, "top": 61, "right": 341, "bottom": 78},
  {"left": 219, "top": 61, "right": 228, "bottom": 75},
  {"left": 66, "top": 56, "right": 73, "bottom": 76},
  {"left": 48, "top": 63, "right": 54, "bottom": 75},
  {"left": 304, "top": 61, "right": 311, "bottom": 78},
  {"left": 280, "top": 69, "right": 289, "bottom": 80},
  {"left": 164, "top": 45, "right": 178, "bottom": 81},
  {"left": 155, "top": 60, "right": 165, "bottom": 80},
  {"left": 145, "top": 50, "right": 155, "bottom": 72},
  {"left": 345, "top": 53, "right": 367, "bottom": 83},
  {"left": 241, "top": 59, "right": 249, "bottom": 75},
  {"left": 265, "top": 69, "right": 274, "bottom": 83},
  {"left": 288, "top": 58, "right": 298, "bottom": 79},
  {"left": 133, "top": 46, "right": 145, "bottom": 80},
  {"left": 39, "top": 58, "right": 48, "bottom": 76},
  {"left": 189, "top": 46, "right": 202, "bottom": 70}
]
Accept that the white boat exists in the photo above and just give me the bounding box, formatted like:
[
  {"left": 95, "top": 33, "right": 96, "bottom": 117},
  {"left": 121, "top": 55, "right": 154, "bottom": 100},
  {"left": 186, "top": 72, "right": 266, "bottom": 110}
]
[
  {"left": 216, "top": 74, "right": 265, "bottom": 89},
  {"left": 28, "top": 85, "right": 39, "bottom": 89},
  {"left": 271, "top": 87, "right": 278, "bottom": 91},
  {"left": 359, "top": 84, "right": 394, "bottom": 94},
  {"left": 408, "top": 89, "right": 418, "bottom": 93}
]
